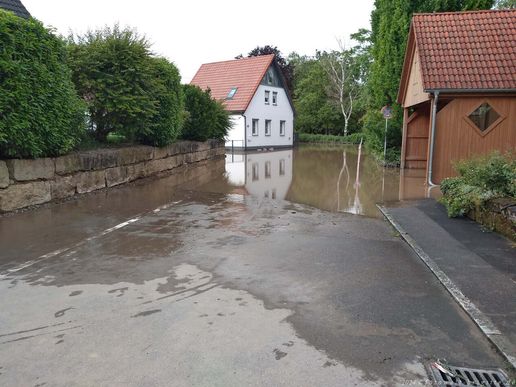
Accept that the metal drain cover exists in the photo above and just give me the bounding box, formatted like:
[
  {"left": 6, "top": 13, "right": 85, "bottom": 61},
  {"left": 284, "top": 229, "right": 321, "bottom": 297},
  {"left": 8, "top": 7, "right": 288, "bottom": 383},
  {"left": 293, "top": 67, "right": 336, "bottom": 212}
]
[{"left": 428, "top": 362, "right": 509, "bottom": 386}]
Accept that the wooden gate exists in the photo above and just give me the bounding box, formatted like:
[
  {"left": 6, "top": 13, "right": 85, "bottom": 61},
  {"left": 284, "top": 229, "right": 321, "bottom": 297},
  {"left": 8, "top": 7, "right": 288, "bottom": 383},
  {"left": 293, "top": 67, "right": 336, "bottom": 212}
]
[{"left": 402, "top": 103, "right": 430, "bottom": 169}]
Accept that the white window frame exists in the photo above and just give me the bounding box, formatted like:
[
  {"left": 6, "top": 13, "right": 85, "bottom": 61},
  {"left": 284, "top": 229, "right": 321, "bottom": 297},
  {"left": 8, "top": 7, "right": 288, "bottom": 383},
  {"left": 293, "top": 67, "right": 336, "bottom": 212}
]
[
  {"left": 265, "top": 161, "right": 271, "bottom": 179},
  {"left": 279, "top": 120, "right": 286, "bottom": 136},
  {"left": 252, "top": 119, "right": 259, "bottom": 136},
  {"left": 265, "top": 120, "right": 271, "bottom": 136},
  {"left": 272, "top": 91, "right": 278, "bottom": 105},
  {"left": 252, "top": 163, "right": 259, "bottom": 181},
  {"left": 264, "top": 90, "right": 270, "bottom": 105}
]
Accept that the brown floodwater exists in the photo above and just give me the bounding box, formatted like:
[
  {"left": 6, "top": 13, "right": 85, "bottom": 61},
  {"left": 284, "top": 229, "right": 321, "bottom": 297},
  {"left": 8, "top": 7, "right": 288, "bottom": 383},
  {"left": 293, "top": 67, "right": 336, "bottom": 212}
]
[{"left": 194, "top": 144, "right": 438, "bottom": 218}]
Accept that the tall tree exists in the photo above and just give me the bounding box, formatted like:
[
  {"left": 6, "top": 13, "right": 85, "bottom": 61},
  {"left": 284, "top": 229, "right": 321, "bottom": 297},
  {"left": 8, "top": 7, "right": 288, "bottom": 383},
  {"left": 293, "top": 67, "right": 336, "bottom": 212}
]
[
  {"left": 290, "top": 55, "right": 344, "bottom": 135},
  {"left": 365, "top": 0, "right": 495, "bottom": 159},
  {"left": 319, "top": 42, "right": 356, "bottom": 136}
]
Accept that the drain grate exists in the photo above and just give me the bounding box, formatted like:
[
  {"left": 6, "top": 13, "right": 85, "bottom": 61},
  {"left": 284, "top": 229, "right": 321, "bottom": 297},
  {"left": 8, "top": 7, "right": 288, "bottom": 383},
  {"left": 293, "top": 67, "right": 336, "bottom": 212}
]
[{"left": 428, "top": 361, "right": 509, "bottom": 386}]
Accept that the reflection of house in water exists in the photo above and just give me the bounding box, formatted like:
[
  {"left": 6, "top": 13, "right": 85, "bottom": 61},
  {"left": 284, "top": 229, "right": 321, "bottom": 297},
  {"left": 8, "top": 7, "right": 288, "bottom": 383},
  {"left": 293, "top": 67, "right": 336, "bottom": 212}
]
[{"left": 225, "top": 150, "right": 293, "bottom": 200}]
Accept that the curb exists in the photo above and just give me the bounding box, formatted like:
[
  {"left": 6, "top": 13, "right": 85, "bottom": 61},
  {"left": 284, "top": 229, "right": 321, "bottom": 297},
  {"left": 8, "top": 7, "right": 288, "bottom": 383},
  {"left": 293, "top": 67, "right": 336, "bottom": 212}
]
[{"left": 377, "top": 204, "right": 516, "bottom": 370}]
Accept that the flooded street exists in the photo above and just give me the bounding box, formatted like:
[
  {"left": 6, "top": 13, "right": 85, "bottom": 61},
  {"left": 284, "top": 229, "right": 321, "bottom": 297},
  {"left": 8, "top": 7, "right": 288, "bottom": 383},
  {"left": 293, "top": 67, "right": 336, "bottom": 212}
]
[
  {"left": 195, "top": 145, "right": 432, "bottom": 218},
  {"left": 0, "top": 145, "right": 504, "bottom": 387}
]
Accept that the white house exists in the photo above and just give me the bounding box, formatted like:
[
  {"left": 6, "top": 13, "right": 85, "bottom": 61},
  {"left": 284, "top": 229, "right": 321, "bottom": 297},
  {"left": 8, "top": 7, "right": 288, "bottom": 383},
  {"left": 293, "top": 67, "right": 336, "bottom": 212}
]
[
  {"left": 190, "top": 54, "right": 294, "bottom": 150},
  {"left": 225, "top": 149, "right": 293, "bottom": 201}
]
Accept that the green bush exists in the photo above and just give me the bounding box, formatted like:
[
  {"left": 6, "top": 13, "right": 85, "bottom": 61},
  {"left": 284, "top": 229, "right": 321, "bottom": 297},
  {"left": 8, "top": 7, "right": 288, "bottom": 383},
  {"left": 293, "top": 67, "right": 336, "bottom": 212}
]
[
  {"left": 136, "top": 57, "right": 184, "bottom": 146},
  {"left": 440, "top": 152, "right": 516, "bottom": 217},
  {"left": 361, "top": 109, "right": 401, "bottom": 164},
  {"left": 68, "top": 26, "right": 184, "bottom": 147},
  {"left": 298, "top": 132, "right": 363, "bottom": 144},
  {"left": 0, "top": 10, "right": 85, "bottom": 158},
  {"left": 182, "top": 85, "right": 230, "bottom": 141}
]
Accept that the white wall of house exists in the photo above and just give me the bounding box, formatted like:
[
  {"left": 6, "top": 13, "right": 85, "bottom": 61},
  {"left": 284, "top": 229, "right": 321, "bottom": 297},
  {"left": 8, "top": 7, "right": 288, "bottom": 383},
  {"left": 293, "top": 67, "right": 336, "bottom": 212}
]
[
  {"left": 244, "top": 85, "right": 294, "bottom": 148},
  {"left": 225, "top": 114, "right": 246, "bottom": 148},
  {"left": 244, "top": 149, "right": 293, "bottom": 200}
]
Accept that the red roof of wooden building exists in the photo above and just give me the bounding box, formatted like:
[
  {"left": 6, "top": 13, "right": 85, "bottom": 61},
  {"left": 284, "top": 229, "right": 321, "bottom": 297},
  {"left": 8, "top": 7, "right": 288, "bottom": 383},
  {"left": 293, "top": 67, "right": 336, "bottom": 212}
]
[
  {"left": 399, "top": 9, "right": 516, "bottom": 102},
  {"left": 190, "top": 55, "right": 275, "bottom": 113}
]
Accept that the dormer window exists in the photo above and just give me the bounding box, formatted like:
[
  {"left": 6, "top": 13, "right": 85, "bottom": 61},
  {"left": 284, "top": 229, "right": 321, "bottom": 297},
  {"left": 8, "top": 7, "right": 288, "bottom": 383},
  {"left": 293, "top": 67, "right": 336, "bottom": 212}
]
[
  {"left": 226, "top": 87, "right": 238, "bottom": 100},
  {"left": 264, "top": 90, "right": 270, "bottom": 104},
  {"left": 272, "top": 92, "right": 278, "bottom": 105}
]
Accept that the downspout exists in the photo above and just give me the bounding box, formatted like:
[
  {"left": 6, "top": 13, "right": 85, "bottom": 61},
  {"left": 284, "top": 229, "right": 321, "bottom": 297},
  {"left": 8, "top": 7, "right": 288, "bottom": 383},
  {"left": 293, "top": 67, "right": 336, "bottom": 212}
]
[
  {"left": 427, "top": 91, "right": 439, "bottom": 187},
  {"left": 243, "top": 115, "right": 247, "bottom": 151}
]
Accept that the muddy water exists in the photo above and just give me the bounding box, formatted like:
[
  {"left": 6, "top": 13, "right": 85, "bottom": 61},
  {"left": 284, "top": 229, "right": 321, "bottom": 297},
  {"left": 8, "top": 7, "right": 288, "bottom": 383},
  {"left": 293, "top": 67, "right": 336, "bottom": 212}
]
[{"left": 199, "top": 144, "right": 431, "bottom": 218}]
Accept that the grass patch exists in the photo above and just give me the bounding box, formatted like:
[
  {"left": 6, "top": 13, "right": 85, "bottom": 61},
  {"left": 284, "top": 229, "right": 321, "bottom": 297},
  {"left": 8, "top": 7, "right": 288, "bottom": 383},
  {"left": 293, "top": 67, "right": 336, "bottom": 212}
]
[{"left": 298, "top": 132, "right": 364, "bottom": 144}]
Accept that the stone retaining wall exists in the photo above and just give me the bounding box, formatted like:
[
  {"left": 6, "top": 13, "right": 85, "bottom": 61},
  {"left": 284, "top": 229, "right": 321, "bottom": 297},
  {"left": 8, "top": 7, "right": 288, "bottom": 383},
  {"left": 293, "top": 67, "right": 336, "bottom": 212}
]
[
  {"left": 0, "top": 140, "right": 225, "bottom": 213},
  {"left": 468, "top": 198, "right": 516, "bottom": 242}
]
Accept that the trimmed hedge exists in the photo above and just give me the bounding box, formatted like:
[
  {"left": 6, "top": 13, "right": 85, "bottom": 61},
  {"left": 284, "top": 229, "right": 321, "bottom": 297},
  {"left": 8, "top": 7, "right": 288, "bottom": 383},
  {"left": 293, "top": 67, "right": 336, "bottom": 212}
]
[
  {"left": 298, "top": 132, "right": 363, "bottom": 144},
  {"left": 0, "top": 10, "right": 85, "bottom": 158},
  {"left": 182, "top": 85, "right": 230, "bottom": 141},
  {"left": 137, "top": 57, "right": 184, "bottom": 146},
  {"left": 67, "top": 26, "right": 158, "bottom": 143}
]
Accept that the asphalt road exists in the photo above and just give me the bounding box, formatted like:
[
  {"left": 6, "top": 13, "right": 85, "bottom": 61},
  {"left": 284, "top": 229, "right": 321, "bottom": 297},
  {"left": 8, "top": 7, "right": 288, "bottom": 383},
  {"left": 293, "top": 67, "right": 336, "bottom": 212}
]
[{"left": 0, "top": 165, "right": 508, "bottom": 386}]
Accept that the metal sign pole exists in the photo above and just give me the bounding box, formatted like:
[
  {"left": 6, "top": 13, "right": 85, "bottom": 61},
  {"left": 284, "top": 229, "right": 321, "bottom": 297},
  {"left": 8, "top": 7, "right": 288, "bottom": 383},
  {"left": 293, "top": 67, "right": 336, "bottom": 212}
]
[{"left": 383, "top": 118, "right": 388, "bottom": 163}]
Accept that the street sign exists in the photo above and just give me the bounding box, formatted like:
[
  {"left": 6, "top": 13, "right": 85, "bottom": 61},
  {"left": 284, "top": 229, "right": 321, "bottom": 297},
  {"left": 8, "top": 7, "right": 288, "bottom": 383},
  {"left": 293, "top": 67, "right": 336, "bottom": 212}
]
[{"left": 381, "top": 105, "right": 392, "bottom": 119}]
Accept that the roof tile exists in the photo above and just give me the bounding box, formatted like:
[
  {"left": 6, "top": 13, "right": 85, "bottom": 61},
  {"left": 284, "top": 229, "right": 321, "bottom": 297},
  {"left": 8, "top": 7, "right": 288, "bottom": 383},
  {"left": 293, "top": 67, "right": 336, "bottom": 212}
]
[
  {"left": 190, "top": 55, "right": 275, "bottom": 112},
  {"left": 412, "top": 9, "right": 516, "bottom": 90}
]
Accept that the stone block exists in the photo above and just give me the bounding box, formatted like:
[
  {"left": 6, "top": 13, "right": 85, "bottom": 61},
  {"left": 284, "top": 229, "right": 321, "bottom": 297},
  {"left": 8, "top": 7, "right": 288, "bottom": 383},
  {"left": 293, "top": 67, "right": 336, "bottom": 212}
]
[
  {"left": 51, "top": 175, "right": 76, "bottom": 200},
  {"left": 126, "top": 162, "right": 147, "bottom": 181},
  {"left": 118, "top": 146, "right": 154, "bottom": 165},
  {"left": 55, "top": 154, "right": 81, "bottom": 175},
  {"left": 6, "top": 158, "right": 55, "bottom": 181},
  {"left": 78, "top": 150, "right": 118, "bottom": 171},
  {"left": 106, "top": 166, "right": 129, "bottom": 187},
  {"left": 0, "top": 181, "right": 51, "bottom": 212},
  {"left": 154, "top": 143, "right": 182, "bottom": 159},
  {"left": 76, "top": 170, "right": 106, "bottom": 194},
  {"left": 0, "top": 160, "right": 9, "bottom": 188}
]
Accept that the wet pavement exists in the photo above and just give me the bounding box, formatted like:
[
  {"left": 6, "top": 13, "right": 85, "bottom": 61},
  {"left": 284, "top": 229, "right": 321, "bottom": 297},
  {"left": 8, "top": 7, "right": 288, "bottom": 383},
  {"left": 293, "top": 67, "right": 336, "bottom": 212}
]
[{"left": 0, "top": 146, "right": 510, "bottom": 386}]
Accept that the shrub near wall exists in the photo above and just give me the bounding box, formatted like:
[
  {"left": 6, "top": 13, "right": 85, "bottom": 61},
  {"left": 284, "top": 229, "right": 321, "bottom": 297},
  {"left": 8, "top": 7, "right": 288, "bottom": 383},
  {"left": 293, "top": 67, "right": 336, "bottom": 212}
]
[
  {"left": 0, "top": 10, "right": 85, "bottom": 158},
  {"left": 182, "top": 85, "right": 230, "bottom": 142},
  {"left": 68, "top": 26, "right": 184, "bottom": 146}
]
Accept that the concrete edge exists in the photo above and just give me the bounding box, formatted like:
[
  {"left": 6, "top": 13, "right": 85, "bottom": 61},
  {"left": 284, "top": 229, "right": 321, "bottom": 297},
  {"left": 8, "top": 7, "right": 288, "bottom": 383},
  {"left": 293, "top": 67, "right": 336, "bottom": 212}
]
[{"left": 377, "top": 204, "right": 516, "bottom": 370}]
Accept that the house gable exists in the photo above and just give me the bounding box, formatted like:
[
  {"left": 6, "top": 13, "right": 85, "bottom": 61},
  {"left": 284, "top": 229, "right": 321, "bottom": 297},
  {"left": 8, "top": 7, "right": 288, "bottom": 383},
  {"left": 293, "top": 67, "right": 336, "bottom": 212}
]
[
  {"left": 402, "top": 46, "right": 430, "bottom": 108},
  {"left": 0, "top": 0, "right": 31, "bottom": 18},
  {"left": 190, "top": 55, "right": 275, "bottom": 113}
]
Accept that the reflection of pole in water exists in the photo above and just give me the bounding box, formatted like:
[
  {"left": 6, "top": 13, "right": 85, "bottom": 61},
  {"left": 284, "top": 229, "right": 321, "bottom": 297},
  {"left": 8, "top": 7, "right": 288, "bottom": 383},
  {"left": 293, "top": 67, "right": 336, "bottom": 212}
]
[
  {"left": 337, "top": 150, "right": 350, "bottom": 212},
  {"left": 353, "top": 139, "right": 363, "bottom": 214}
]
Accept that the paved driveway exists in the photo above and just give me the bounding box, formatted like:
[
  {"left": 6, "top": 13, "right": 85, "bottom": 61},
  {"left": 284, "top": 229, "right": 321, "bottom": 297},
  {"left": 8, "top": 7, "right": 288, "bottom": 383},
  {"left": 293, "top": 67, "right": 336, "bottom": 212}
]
[{"left": 0, "top": 171, "right": 507, "bottom": 386}]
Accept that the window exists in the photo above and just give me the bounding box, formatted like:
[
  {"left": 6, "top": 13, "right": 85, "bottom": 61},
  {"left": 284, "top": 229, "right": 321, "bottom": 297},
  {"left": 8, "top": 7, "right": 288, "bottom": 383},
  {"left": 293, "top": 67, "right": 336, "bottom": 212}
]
[
  {"left": 467, "top": 102, "right": 501, "bottom": 132},
  {"left": 279, "top": 120, "right": 286, "bottom": 136},
  {"left": 267, "top": 69, "right": 273, "bottom": 85},
  {"left": 272, "top": 92, "right": 278, "bottom": 105},
  {"left": 252, "top": 119, "right": 259, "bottom": 136},
  {"left": 265, "top": 120, "right": 271, "bottom": 136},
  {"left": 264, "top": 90, "right": 270, "bottom": 104},
  {"left": 279, "top": 159, "right": 285, "bottom": 176},
  {"left": 226, "top": 87, "right": 237, "bottom": 100},
  {"left": 265, "top": 161, "right": 271, "bottom": 179},
  {"left": 252, "top": 163, "right": 259, "bottom": 181},
  {"left": 271, "top": 189, "right": 276, "bottom": 200}
]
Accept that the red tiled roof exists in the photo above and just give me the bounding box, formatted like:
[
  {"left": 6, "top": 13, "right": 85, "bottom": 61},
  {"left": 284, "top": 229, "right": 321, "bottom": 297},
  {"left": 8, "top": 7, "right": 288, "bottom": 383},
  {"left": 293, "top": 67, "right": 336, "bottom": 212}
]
[
  {"left": 412, "top": 9, "right": 516, "bottom": 91},
  {"left": 190, "top": 55, "right": 275, "bottom": 112}
]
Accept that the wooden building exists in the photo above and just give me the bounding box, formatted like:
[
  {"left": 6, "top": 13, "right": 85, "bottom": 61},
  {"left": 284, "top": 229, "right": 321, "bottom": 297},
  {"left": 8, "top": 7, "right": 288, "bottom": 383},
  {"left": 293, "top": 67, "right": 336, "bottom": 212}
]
[{"left": 398, "top": 10, "right": 516, "bottom": 184}]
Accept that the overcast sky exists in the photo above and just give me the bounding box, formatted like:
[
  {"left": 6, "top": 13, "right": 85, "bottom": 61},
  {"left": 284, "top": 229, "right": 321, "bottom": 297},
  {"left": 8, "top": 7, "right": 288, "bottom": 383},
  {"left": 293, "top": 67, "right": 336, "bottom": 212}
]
[{"left": 23, "top": 0, "right": 374, "bottom": 82}]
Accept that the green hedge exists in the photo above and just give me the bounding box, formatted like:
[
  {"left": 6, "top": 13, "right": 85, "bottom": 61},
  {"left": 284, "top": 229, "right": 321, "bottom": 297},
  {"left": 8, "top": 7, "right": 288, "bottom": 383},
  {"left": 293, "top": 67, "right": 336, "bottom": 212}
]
[
  {"left": 182, "top": 85, "right": 230, "bottom": 141},
  {"left": 137, "top": 57, "right": 184, "bottom": 146},
  {"left": 298, "top": 132, "right": 364, "bottom": 144},
  {"left": 440, "top": 152, "right": 516, "bottom": 217},
  {"left": 68, "top": 26, "right": 184, "bottom": 147},
  {"left": 0, "top": 10, "right": 85, "bottom": 158}
]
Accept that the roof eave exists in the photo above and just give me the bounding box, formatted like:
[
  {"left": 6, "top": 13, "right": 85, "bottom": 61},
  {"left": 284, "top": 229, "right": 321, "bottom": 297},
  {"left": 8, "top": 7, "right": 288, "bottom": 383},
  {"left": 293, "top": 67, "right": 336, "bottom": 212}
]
[{"left": 425, "top": 88, "right": 516, "bottom": 94}]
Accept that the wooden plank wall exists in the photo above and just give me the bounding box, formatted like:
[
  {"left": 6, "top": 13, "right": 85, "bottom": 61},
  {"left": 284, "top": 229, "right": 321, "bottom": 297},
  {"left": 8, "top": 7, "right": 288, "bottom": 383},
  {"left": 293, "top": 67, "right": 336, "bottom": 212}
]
[
  {"left": 433, "top": 96, "right": 516, "bottom": 183},
  {"left": 404, "top": 103, "right": 430, "bottom": 169}
]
